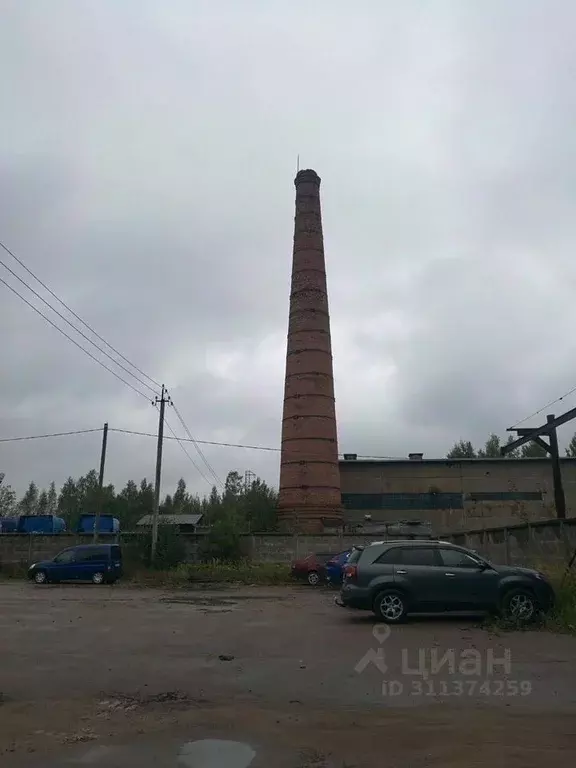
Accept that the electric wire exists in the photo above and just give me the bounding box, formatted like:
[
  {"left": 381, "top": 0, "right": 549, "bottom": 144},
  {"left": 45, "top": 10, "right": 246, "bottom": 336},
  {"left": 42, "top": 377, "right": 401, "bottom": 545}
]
[
  {"left": 0, "top": 428, "right": 103, "bottom": 443},
  {"left": 510, "top": 383, "right": 576, "bottom": 429},
  {"left": 108, "top": 427, "right": 407, "bottom": 458},
  {"left": 0, "top": 256, "right": 158, "bottom": 396},
  {"left": 0, "top": 239, "right": 161, "bottom": 389},
  {"left": 0, "top": 422, "right": 411, "bottom": 460},
  {"left": 0, "top": 276, "right": 151, "bottom": 401},
  {"left": 162, "top": 416, "right": 215, "bottom": 488},
  {"left": 171, "top": 402, "right": 222, "bottom": 486}
]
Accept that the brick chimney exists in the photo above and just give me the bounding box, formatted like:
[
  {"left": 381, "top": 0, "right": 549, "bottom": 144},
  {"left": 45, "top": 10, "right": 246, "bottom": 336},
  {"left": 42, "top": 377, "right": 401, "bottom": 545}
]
[{"left": 277, "top": 169, "right": 343, "bottom": 532}]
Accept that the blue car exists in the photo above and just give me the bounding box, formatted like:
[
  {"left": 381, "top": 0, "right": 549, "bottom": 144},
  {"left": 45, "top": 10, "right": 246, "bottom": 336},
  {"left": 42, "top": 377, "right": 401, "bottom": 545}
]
[
  {"left": 325, "top": 549, "right": 352, "bottom": 587},
  {"left": 28, "top": 544, "right": 122, "bottom": 585}
]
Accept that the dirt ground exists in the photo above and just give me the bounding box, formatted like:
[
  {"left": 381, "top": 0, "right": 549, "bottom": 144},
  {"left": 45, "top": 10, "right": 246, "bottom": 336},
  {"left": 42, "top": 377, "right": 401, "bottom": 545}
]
[{"left": 1, "top": 582, "right": 576, "bottom": 767}]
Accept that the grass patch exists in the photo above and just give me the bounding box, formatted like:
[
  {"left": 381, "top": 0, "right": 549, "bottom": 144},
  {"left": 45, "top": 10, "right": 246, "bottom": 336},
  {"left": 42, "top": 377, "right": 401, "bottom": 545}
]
[
  {"left": 124, "top": 561, "right": 292, "bottom": 588},
  {"left": 482, "top": 565, "right": 576, "bottom": 635},
  {"left": 545, "top": 570, "right": 576, "bottom": 633},
  {"left": 187, "top": 561, "right": 291, "bottom": 585}
]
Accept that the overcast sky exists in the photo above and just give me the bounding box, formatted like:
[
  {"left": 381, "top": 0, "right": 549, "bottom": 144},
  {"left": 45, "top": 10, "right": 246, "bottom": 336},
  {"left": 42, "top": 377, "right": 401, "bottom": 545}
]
[{"left": 2, "top": 0, "right": 576, "bottom": 498}]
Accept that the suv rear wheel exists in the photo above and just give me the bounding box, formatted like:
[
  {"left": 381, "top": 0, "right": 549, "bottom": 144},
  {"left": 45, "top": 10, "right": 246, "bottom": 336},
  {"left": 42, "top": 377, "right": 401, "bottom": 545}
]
[{"left": 373, "top": 589, "right": 408, "bottom": 623}]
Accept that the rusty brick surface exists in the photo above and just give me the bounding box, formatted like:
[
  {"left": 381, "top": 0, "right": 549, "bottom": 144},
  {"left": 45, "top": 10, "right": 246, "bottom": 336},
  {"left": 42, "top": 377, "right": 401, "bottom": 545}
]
[{"left": 278, "top": 169, "right": 343, "bottom": 531}]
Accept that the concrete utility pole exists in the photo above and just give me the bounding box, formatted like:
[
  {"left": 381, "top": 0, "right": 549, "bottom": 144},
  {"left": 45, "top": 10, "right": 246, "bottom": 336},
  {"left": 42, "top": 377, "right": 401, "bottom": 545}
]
[
  {"left": 93, "top": 422, "right": 109, "bottom": 543},
  {"left": 151, "top": 385, "right": 171, "bottom": 562}
]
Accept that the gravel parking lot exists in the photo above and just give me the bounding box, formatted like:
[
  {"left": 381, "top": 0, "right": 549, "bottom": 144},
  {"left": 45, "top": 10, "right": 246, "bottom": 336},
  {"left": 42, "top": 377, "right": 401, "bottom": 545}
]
[{"left": 2, "top": 582, "right": 576, "bottom": 767}]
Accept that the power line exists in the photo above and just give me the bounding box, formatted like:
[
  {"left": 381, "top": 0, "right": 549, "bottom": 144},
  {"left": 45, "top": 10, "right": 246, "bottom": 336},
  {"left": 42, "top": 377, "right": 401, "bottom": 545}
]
[
  {"left": 171, "top": 402, "right": 222, "bottom": 486},
  {"left": 162, "top": 416, "right": 214, "bottom": 488},
  {"left": 0, "top": 276, "right": 151, "bottom": 401},
  {"left": 0, "top": 428, "right": 103, "bottom": 443},
  {"left": 108, "top": 426, "right": 407, "bottom": 458},
  {"left": 0, "top": 423, "right": 409, "bottom": 460},
  {"left": 0, "top": 239, "right": 161, "bottom": 390},
  {"left": 510, "top": 383, "right": 576, "bottom": 429},
  {"left": 0, "top": 256, "right": 158, "bottom": 396}
]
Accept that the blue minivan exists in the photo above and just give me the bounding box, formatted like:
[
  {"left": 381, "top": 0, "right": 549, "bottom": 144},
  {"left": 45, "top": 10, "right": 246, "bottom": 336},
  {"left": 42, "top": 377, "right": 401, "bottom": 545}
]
[{"left": 28, "top": 544, "right": 122, "bottom": 585}]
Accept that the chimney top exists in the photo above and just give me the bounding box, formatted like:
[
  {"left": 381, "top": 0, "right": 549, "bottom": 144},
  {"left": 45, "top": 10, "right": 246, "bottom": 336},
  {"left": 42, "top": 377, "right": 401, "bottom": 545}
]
[
  {"left": 408, "top": 453, "right": 424, "bottom": 461},
  {"left": 295, "top": 169, "right": 321, "bottom": 186}
]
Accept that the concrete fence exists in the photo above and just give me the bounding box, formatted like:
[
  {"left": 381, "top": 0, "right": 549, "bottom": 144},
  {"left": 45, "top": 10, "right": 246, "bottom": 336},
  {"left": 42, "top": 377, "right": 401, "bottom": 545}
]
[
  {"left": 1, "top": 519, "right": 576, "bottom": 570},
  {"left": 440, "top": 518, "right": 576, "bottom": 567}
]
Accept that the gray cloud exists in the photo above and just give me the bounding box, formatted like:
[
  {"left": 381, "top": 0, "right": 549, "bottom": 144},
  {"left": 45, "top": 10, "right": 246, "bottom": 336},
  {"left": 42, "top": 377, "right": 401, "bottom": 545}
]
[{"left": 2, "top": 0, "right": 576, "bottom": 499}]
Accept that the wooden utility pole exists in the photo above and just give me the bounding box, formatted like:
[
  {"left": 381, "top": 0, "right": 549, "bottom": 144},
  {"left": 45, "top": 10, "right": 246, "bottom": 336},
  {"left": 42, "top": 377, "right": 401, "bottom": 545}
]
[
  {"left": 93, "top": 422, "right": 109, "bottom": 543},
  {"left": 502, "top": 410, "right": 571, "bottom": 519},
  {"left": 151, "top": 385, "right": 171, "bottom": 562},
  {"left": 547, "top": 414, "right": 566, "bottom": 520}
]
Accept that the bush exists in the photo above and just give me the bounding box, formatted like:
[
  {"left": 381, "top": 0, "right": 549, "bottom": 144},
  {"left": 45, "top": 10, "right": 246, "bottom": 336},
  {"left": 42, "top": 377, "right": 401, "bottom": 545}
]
[
  {"left": 198, "top": 514, "right": 243, "bottom": 562},
  {"left": 546, "top": 570, "right": 576, "bottom": 633},
  {"left": 134, "top": 522, "right": 187, "bottom": 570}
]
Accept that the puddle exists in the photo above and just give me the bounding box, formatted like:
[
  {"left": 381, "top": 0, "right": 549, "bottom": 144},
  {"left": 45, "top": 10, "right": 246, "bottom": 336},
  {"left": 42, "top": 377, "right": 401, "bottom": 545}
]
[
  {"left": 178, "top": 739, "right": 256, "bottom": 768},
  {"left": 26, "top": 737, "right": 257, "bottom": 767}
]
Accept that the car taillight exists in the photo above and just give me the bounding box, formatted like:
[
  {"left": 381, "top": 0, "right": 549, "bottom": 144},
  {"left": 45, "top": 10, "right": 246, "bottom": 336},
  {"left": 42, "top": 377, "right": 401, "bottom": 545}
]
[{"left": 344, "top": 564, "right": 357, "bottom": 581}]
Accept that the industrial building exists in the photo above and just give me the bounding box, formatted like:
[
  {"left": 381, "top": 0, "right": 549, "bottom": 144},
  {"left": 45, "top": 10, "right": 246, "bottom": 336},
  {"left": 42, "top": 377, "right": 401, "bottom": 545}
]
[{"left": 339, "top": 455, "right": 576, "bottom": 532}]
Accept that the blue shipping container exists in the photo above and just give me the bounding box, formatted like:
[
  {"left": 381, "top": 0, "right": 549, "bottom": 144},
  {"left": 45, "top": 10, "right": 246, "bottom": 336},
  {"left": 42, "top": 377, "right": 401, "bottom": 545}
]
[
  {"left": 0, "top": 517, "right": 18, "bottom": 533},
  {"left": 76, "top": 514, "right": 120, "bottom": 534},
  {"left": 17, "top": 515, "right": 66, "bottom": 534}
]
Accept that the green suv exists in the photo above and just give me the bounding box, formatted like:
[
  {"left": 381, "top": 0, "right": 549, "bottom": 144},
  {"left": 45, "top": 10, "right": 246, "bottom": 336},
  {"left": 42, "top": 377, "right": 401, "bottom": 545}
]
[{"left": 336, "top": 540, "right": 554, "bottom": 623}]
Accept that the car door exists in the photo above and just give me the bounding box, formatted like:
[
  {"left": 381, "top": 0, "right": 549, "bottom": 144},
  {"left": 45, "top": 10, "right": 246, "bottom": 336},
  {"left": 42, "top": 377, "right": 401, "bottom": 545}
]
[
  {"left": 72, "top": 547, "right": 104, "bottom": 581},
  {"left": 392, "top": 546, "right": 448, "bottom": 610},
  {"left": 437, "top": 547, "right": 500, "bottom": 610},
  {"left": 50, "top": 548, "right": 77, "bottom": 581}
]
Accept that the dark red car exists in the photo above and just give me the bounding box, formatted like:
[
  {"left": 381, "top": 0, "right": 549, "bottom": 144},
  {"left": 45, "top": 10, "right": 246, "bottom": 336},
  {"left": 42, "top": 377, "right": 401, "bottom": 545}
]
[{"left": 291, "top": 552, "right": 338, "bottom": 586}]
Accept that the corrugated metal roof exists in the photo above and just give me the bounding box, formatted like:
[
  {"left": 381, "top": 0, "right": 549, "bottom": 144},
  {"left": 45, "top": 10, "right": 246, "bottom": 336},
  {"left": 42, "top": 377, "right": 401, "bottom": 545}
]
[{"left": 136, "top": 514, "right": 203, "bottom": 526}]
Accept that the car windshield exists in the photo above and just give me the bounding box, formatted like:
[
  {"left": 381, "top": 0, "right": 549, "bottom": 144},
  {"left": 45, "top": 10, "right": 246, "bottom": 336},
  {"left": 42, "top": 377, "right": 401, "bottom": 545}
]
[{"left": 53, "top": 550, "right": 75, "bottom": 564}]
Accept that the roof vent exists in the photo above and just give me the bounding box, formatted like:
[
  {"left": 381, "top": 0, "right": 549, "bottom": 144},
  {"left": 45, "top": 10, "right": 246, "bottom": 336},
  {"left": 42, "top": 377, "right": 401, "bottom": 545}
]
[
  {"left": 408, "top": 453, "right": 424, "bottom": 461},
  {"left": 343, "top": 453, "right": 357, "bottom": 461}
]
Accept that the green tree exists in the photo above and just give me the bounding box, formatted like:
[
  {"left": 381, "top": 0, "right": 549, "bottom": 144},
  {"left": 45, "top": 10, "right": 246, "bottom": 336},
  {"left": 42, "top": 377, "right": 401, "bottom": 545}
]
[
  {"left": 19, "top": 481, "right": 39, "bottom": 515},
  {"left": 447, "top": 440, "right": 476, "bottom": 459},
  {"left": 204, "top": 485, "right": 221, "bottom": 526},
  {"left": 137, "top": 478, "right": 154, "bottom": 520},
  {"left": 477, "top": 433, "right": 501, "bottom": 458},
  {"left": 172, "top": 478, "right": 189, "bottom": 513},
  {"left": 46, "top": 481, "right": 58, "bottom": 514},
  {"left": 37, "top": 489, "right": 49, "bottom": 515},
  {"left": 241, "top": 477, "right": 278, "bottom": 532},
  {"left": 521, "top": 441, "right": 548, "bottom": 458},
  {"left": 0, "top": 483, "right": 16, "bottom": 516},
  {"left": 117, "top": 479, "right": 143, "bottom": 529},
  {"left": 199, "top": 510, "right": 243, "bottom": 562},
  {"left": 58, "top": 477, "right": 79, "bottom": 527},
  {"left": 503, "top": 434, "right": 521, "bottom": 459},
  {"left": 77, "top": 469, "right": 100, "bottom": 514},
  {"left": 223, "top": 471, "right": 244, "bottom": 506},
  {"left": 566, "top": 433, "right": 576, "bottom": 457}
]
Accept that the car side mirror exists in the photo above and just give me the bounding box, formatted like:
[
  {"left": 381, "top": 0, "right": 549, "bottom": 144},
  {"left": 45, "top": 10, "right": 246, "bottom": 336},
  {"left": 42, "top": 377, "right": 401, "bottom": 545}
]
[{"left": 476, "top": 561, "right": 488, "bottom": 570}]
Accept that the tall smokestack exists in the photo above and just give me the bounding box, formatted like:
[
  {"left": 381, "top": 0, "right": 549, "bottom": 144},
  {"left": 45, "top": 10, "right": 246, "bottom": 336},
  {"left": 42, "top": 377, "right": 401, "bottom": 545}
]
[{"left": 277, "top": 169, "right": 342, "bottom": 532}]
